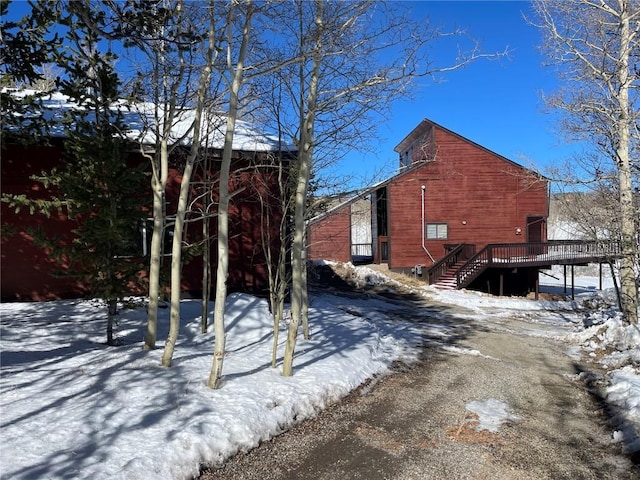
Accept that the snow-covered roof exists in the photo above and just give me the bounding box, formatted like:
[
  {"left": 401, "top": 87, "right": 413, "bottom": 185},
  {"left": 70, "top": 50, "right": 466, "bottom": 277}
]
[{"left": 4, "top": 89, "right": 294, "bottom": 152}]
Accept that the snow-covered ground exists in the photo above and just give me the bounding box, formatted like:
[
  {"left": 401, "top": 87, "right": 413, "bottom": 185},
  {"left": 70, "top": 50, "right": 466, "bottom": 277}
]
[{"left": 1, "top": 264, "right": 639, "bottom": 479}]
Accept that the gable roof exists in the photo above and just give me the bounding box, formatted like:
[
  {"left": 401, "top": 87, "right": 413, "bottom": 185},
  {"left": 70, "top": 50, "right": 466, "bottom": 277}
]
[
  {"left": 309, "top": 118, "right": 548, "bottom": 224},
  {"left": 394, "top": 118, "right": 546, "bottom": 177},
  {"left": 307, "top": 190, "right": 370, "bottom": 225},
  {"left": 3, "top": 89, "right": 294, "bottom": 152}
]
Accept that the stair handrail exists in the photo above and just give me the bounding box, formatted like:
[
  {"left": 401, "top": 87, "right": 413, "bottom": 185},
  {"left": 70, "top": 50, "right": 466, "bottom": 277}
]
[
  {"left": 456, "top": 245, "right": 492, "bottom": 289},
  {"left": 427, "top": 244, "right": 463, "bottom": 285},
  {"left": 427, "top": 243, "right": 476, "bottom": 285}
]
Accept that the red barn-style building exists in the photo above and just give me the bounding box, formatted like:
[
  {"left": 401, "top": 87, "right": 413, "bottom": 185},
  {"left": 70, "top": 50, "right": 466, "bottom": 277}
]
[
  {"left": 1, "top": 93, "right": 293, "bottom": 301},
  {"left": 308, "top": 119, "right": 551, "bottom": 295}
]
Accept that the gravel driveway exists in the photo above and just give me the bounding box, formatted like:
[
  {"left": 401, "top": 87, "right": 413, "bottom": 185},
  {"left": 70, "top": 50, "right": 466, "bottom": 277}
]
[{"left": 198, "top": 277, "right": 639, "bottom": 479}]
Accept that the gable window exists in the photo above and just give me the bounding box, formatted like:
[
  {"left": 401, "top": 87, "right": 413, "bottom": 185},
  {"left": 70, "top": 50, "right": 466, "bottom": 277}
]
[
  {"left": 399, "top": 146, "right": 413, "bottom": 169},
  {"left": 426, "top": 223, "right": 448, "bottom": 240}
]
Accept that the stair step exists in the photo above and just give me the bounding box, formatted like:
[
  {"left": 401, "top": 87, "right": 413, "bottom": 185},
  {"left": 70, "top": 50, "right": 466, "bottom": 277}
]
[
  {"left": 435, "top": 278, "right": 457, "bottom": 289},
  {"left": 431, "top": 258, "right": 469, "bottom": 290}
]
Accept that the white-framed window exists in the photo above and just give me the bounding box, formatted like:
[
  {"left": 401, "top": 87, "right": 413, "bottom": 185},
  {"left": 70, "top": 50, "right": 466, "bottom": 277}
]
[{"left": 426, "top": 223, "right": 448, "bottom": 240}]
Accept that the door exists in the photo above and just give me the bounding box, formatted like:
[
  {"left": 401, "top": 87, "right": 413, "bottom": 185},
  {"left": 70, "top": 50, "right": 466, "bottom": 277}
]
[
  {"left": 526, "top": 216, "right": 545, "bottom": 243},
  {"left": 526, "top": 216, "right": 546, "bottom": 256}
]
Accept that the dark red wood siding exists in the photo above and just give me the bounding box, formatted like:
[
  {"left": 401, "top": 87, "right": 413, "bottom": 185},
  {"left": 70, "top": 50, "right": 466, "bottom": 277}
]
[
  {"left": 1, "top": 142, "right": 90, "bottom": 300},
  {"left": 1, "top": 141, "right": 286, "bottom": 300},
  {"left": 307, "top": 203, "right": 351, "bottom": 263},
  {"left": 387, "top": 126, "right": 548, "bottom": 269}
]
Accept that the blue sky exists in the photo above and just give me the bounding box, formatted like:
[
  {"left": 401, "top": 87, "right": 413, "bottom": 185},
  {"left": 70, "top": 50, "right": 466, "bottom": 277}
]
[
  {"left": 340, "top": 0, "right": 573, "bottom": 188},
  {"left": 4, "top": 0, "right": 572, "bottom": 189}
]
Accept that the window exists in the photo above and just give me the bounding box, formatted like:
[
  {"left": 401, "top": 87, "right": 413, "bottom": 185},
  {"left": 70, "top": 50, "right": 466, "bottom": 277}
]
[
  {"left": 399, "top": 146, "right": 413, "bottom": 169},
  {"left": 380, "top": 240, "right": 389, "bottom": 261},
  {"left": 140, "top": 217, "right": 175, "bottom": 257},
  {"left": 375, "top": 187, "right": 388, "bottom": 236},
  {"left": 426, "top": 223, "right": 448, "bottom": 240}
]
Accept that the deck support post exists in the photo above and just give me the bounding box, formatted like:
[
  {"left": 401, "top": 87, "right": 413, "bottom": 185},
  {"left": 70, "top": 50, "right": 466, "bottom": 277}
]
[
  {"left": 571, "top": 265, "right": 575, "bottom": 300},
  {"left": 563, "top": 265, "right": 567, "bottom": 296},
  {"left": 499, "top": 272, "right": 504, "bottom": 296},
  {"left": 535, "top": 274, "right": 539, "bottom": 300},
  {"left": 599, "top": 263, "right": 603, "bottom": 290}
]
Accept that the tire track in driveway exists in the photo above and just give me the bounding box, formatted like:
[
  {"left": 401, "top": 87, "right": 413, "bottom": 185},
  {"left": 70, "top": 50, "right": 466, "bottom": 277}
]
[{"left": 198, "top": 289, "right": 639, "bottom": 480}]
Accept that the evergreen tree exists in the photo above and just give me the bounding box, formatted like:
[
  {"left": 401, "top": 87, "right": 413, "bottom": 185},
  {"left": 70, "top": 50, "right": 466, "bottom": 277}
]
[
  {"left": 54, "top": 3, "right": 148, "bottom": 344},
  {"left": 3, "top": 1, "right": 148, "bottom": 344},
  {"left": 0, "top": 0, "right": 61, "bottom": 143}
]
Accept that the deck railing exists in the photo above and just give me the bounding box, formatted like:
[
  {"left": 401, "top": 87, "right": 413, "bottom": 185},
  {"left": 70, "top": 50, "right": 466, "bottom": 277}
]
[
  {"left": 351, "top": 243, "right": 373, "bottom": 258},
  {"left": 456, "top": 240, "right": 621, "bottom": 289}
]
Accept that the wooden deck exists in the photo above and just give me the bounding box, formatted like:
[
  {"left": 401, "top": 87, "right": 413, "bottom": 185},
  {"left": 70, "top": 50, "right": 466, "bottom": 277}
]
[{"left": 454, "top": 240, "right": 622, "bottom": 290}]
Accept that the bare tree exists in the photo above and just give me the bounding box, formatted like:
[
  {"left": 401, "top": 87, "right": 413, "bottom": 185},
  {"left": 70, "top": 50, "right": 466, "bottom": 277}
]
[
  {"left": 205, "top": 0, "right": 306, "bottom": 386},
  {"left": 273, "top": 0, "right": 504, "bottom": 377},
  {"left": 533, "top": 0, "right": 639, "bottom": 324},
  {"left": 161, "top": 2, "right": 219, "bottom": 367},
  {"left": 207, "top": 0, "right": 255, "bottom": 388},
  {"left": 130, "top": 1, "right": 197, "bottom": 351},
  {"left": 549, "top": 179, "right": 625, "bottom": 303},
  {"left": 102, "top": 0, "right": 204, "bottom": 350}
]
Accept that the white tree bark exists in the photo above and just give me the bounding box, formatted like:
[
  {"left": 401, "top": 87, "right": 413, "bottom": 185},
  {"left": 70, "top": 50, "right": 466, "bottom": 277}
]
[
  {"left": 207, "top": 1, "right": 254, "bottom": 389},
  {"left": 143, "top": 1, "right": 189, "bottom": 350},
  {"left": 161, "top": 4, "right": 217, "bottom": 367},
  {"left": 200, "top": 167, "right": 212, "bottom": 334},
  {"left": 277, "top": 0, "right": 500, "bottom": 375},
  {"left": 282, "top": 0, "right": 322, "bottom": 378},
  {"left": 144, "top": 139, "right": 168, "bottom": 350},
  {"left": 534, "top": 0, "right": 639, "bottom": 324},
  {"left": 256, "top": 153, "right": 290, "bottom": 368},
  {"left": 614, "top": 1, "right": 639, "bottom": 325}
]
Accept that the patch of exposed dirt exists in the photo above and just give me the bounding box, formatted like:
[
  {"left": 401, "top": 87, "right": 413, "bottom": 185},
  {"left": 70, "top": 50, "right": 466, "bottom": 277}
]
[
  {"left": 525, "top": 291, "right": 566, "bottom": 301},
  {"left": 445, "top": 413, "right": 503, "bottom": 446},
  {"left": 309, "top": 262, "right": 425, "bottom": 296}
]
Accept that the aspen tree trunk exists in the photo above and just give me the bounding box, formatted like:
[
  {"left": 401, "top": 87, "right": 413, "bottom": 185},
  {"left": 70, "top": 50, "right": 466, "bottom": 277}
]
[
  {"left": 270, "top": 284, "right": 280, "bottom": 368},
  {"left": 265, "top": 244, "right": 285, "bottom": 368},
  {"left": 273, "top": 185, "right": 289, "bottom": 367},
  {"left": 535, "top": 0, "right": 639, "bottom": 324},
  {"left": 268, "top": 160, "right": 290, "bottom": 368},
  {"left": 144, "top": 140, "right": 168, "bottom": 350},
  {"left": 301, "top": 246, "right": 309, "bottom": 339},
  {"left": 160, "top": 156, "right": 195, "bottom": 366},
  {"left": 161, "top": 7, "right": 216, "bottom": 367},
  {"left": 259, "top": 173, "right": 282, "bottom": 368},
  {"left": 207, "top": 1, "right": 254, "bottom": 388},
  {"left": 144, "top": 0, "right": 184, "bottom": 350},
  {"left": 283, "top": 137, "right": 313, "bottom": 376},
  {"left": 614, "top": 1, "right": 638, "bottom": 324},
  {"left": 201, "top": 224, "right": 211, "bottom": 334},
  {"left": 270, "top": 237, "right": 288, "bottom": 367},
  {"left": 282, "top": 0, "right": 322, "bottom": 377},
  {"left": 201, "top": 153, "right": 212, "bottom": 334}
]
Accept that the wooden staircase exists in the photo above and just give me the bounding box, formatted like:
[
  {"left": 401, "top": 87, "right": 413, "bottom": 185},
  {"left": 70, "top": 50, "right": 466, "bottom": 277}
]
[
  {"left": 426, "top": 244, "right": 477, "bottom": 289},
  {"left": 433, "top": 261, "right": 466, "bottom": 290}
]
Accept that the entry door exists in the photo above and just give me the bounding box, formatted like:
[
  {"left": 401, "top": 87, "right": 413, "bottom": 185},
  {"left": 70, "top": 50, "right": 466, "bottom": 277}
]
[{"left": 526, "top": 216, "right": 545, "bottom": 243}]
